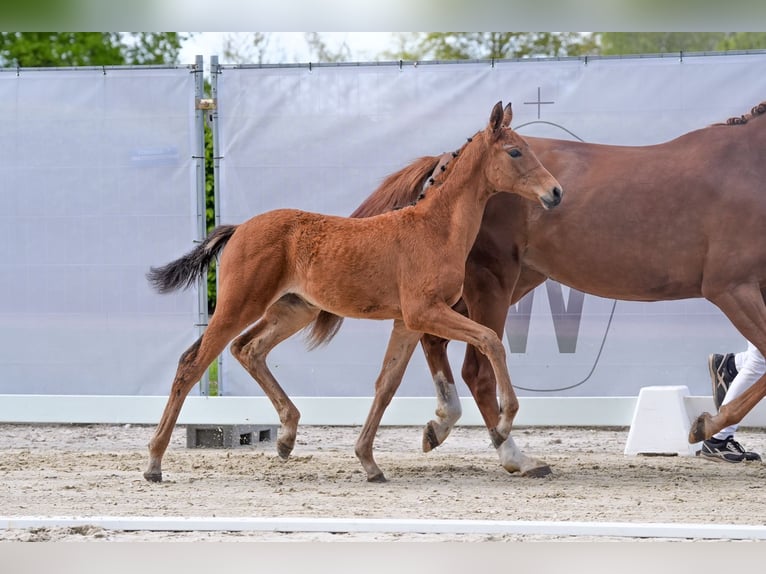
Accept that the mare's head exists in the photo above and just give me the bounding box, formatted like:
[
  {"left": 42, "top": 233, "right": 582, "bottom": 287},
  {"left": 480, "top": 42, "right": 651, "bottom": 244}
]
[{"left": 480, "top": 101, "right": 563, "bottom": 210}]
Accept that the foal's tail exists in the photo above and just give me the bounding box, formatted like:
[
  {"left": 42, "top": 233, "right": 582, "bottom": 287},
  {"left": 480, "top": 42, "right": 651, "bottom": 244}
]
[{"left": 147, "top": 224, "right": 238, "bottom": 293}]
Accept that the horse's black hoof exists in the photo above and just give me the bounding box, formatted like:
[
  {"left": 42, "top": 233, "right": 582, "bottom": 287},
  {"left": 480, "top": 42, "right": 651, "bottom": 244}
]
[
  {"left": 367, "top": 473, "right": 388, "bottom": 483},
  {"left": 277, "top": 442, "right": 293, "bottom": 460},
  {"left": 689, "top": 414, "right": 709, "bottom": 443},
  {"left": 521, "top": 465, "right": 552, "bottom": 478},
  {"left": 422, "top": 422, "right": 440, "bottom": 453},
  {"left": 143, "top": 472, "right": 163, "bottom": 483}
]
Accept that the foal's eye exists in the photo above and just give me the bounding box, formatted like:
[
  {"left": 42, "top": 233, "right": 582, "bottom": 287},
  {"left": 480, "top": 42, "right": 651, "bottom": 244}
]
[{"left": 507, "top": 149, "right": 522, "bottom": 158}]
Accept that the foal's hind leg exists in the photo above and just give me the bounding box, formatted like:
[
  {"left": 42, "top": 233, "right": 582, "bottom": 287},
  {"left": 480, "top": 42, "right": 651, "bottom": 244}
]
[
  {"left": 230, "top": 295, "right": 319, "bottom": 459},
  {"left": 355, "top": 320, "right": 421, "bottom": 482},
  {"left": 690, "top": 283, "right": 766, "bottom": 442},
  {"left": 144, "top": 311, "right": 254, "bottom": 482},
  {"left": 420, "top": 333, "right": 462, "bottom": 453}
]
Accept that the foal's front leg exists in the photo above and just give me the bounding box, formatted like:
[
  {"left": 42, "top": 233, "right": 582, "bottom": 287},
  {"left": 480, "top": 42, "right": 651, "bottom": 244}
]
[
  {"left": 355, "top": 320, "right": 422, "bottom": 482},
  {"left": 406, "top": 301, "right": 550, "bottom": 477}
]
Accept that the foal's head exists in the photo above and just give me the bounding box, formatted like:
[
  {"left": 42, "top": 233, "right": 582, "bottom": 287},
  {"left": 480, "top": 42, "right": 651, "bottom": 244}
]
[{"left": 480, "top": 101, "right": 563, "bottom": 210}]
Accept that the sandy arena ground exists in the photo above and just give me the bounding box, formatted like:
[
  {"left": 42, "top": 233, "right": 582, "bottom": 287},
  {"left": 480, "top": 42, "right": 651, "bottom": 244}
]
[{"left": 1, "top": 423, "right": 765, "bottom": 541}]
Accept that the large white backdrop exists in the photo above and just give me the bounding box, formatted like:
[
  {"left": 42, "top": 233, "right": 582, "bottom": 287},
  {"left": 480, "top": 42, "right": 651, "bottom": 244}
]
[
  {"left": 0, "top": 67, "right": 199, "bottom": 395},
  {"left": 217, "top": 53, "right": 766, "bottom": 398}
]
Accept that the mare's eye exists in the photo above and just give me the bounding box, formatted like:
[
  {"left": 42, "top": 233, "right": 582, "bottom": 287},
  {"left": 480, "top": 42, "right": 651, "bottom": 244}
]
[{"left": 508, "top": 149, "right": 522, "bottom": 158}]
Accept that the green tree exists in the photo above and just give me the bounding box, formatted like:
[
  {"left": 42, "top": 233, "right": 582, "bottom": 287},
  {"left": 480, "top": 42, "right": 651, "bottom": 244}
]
[
  {"left": 223, "top": 32, "right": 271, "bottom": 65},
  {"left": 0, "top": 32, "right": 186, "bottom": 67},
  {"left": 715, "top": 32, "right": 766, "bottom": 50},
  {"left": 202, "top": 106, "right": 220, "bottom": 315},
  {"left": 304, "top": 32, "right": 351, "bottom": 62},
  {"left": 598, "top": 32, "right": 727, "bottom": 55},
  {"left": 385, "top": 32, "right": 598, "bottom": 60}
]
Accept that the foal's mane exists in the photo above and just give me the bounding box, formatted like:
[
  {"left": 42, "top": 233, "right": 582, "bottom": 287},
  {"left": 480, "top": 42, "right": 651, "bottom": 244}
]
[{"left": 718, "top": 100, "right": 766, "bottom": 126}]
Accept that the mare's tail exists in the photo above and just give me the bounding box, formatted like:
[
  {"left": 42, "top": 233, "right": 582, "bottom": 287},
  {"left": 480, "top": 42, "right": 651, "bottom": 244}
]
[{"left": 147, "top": 224, "right": 238, "bottom": 293}]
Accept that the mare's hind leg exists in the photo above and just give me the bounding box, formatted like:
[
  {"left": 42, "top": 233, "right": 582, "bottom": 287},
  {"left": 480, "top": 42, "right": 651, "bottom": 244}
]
[
  {"left": 690, "top": 283, "right": 766, "bottom": 442},
  {"left": 145, "top": 310, "right": 255, "bottom": 482},
  {"left": 230, "top": 295, "right": 319, "bottom": 459},
  {"left": 355, "top": 320, "right": 421, "bottom": 482}
]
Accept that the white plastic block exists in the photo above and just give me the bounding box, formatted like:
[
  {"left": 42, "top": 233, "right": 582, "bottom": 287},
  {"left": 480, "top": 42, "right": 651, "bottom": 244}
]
[{"left": 624, "top": 385, "right": 700, "bottom": 456}]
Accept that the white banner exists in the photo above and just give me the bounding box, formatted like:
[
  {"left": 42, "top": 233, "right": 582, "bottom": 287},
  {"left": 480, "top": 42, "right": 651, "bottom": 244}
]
[
  {"left": 0, "top": 67, "right": 199, "bottom": 395},
  {"left": 216, "top": 53, "right": 766, "bottom": 397}
]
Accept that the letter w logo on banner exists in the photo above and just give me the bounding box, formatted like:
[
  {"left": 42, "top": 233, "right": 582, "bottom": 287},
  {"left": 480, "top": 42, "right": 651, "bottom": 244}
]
[
  {"left": 504, "top": 280, "right": 584, "bottom": 354},
  {"left": 545, "top": 281, "right": 584, "bottom": 353}
]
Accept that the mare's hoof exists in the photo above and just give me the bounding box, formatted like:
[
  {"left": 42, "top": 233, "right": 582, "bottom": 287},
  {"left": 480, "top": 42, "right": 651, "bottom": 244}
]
[
  {"left": 689, "top": 413, "right": 711, "bottom": 443},
  {"left": 143, "top": 471, "right": 163, "bottom": 483},
  {"left": 521, "top": 464, "right": 552, "bottom": 478},
  {"left": 422, "top": 422, "right": 440, "bottom": 453},
  {"left": 367, "top": 473, "right": 388, "bottom": 483}
]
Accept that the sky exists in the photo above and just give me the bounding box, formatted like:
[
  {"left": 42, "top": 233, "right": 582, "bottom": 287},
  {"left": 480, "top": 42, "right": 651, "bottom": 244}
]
[{"left": 178, "top": 32, "right": 398, "bottom": 65}]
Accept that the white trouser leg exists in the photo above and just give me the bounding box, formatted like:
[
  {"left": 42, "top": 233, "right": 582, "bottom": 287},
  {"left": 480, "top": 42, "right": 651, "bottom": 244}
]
[{"left": 714, "top": 340, "right": 766, "bottom": 439}]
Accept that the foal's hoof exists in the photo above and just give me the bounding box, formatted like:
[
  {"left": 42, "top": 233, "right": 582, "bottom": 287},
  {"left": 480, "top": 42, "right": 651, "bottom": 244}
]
[
  {"left": 521, "top": 464, "right": 552, "bottom": 478},
  {"left": 143, "top": 471, "right": 163, "bottom": 483},
  {"left": 422, "top": 422, "right": 440, "bottom": 453},
  {"left": 277, "top": 441, "right": 293, "bottom": 460},
  {"left": 689, "top": 412, "right": 712, "bottom": 443},
  {"left": 367, "top": 473, "right": 388, "bottom": 483}
]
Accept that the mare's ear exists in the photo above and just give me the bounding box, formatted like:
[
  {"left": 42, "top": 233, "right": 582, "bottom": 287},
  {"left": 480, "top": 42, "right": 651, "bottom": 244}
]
[
  {"left": 502, "top": 102, "right": 513, "bottom": 127},
  {"left": 488, "top": 101, "right": 504, "bottom": 136}
]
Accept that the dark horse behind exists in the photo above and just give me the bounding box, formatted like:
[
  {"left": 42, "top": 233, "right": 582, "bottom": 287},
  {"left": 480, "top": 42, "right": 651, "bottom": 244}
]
[{"left": 309, "top": 99, "right": 766, "bottom": 468}]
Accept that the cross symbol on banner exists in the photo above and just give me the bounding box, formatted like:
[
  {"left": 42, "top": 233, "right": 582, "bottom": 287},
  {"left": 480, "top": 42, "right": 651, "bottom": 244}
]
[{"left": 524, "top": 87, "right": 555, "bottom": 119}]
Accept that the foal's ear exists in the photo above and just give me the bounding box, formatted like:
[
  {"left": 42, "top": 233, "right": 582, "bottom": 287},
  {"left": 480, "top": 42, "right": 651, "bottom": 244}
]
[
  {"left": 502, "top": 102, "right": 513, "bottom": 127},
  {"left": 488, "top": 101, "right": 504, "bottom": 135}
]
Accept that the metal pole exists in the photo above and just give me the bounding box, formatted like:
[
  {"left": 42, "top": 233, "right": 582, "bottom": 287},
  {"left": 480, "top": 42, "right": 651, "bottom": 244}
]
[
  {"left": 210, "top": 55, "right": 224, "bottom": 395},
  {"left": 193, "top": 54, "right": 210, "bottom": 396}
]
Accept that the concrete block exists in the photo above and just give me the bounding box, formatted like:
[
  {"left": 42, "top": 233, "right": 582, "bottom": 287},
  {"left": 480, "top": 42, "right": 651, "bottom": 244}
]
[
  {"left": 624, "top": 385, "right": 700, "bottom": 457},
  {"left": 186, "top": 424, "right": 278, "bottom": 449}
]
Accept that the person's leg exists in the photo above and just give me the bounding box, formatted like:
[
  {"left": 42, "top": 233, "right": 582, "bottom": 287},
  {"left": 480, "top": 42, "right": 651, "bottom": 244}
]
[
  {"left": 734, "top": 350, "right": 747, "bottom": 372},
  {"left": 701, "top": 341, "right": 763, "bottom": 463},
  {"left": 708, "top": 352, "right": 740, "bottom": 410}
]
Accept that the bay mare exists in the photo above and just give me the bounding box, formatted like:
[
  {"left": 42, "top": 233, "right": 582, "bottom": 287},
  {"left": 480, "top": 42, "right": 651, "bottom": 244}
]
[
  {"left": 312, "top": 99, "right": 766, "bottom": 466},
  {"left": 144, "top": 102, "right": 562, "bottom": 483}
]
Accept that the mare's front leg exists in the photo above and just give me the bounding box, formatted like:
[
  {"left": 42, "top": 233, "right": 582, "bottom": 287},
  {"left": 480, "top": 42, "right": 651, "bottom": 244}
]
[
  {"left": 460, "top": 268, "right": 549, "bottom": 475},
  {"left": 230, "top": 295, "right": 319, "bottom": 459},
  {"left": 355, "top": 320, "right": 422, "bottom": 482},
  {"left": 690, "top": 284, "right": 766, "bottom": 442}
]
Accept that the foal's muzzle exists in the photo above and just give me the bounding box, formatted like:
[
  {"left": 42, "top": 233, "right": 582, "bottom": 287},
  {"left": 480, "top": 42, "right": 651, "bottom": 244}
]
[{"left": 541, "top": 186, "right": 563, "bottom": 210}]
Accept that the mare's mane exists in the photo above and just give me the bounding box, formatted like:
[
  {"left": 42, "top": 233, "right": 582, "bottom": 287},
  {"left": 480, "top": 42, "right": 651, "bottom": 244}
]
[
  {"left": 350, "top": 156, "right": 440, "bottom": 218},
  {"left": 351, "top": 135, "right": 476, "bottom": 218}
]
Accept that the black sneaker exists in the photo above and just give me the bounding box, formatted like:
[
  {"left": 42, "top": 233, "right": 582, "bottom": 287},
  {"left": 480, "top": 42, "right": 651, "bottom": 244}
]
[
  {"left": 699, "top": 436, "right": 761, "bottom": 463},
  {"left": 708, "top": 353, "right": 738, "bottom": 411}
]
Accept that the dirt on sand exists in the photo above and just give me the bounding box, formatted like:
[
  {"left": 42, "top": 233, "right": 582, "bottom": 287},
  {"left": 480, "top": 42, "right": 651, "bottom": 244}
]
[{"left": 1, "top": 423, "right": 765, "bottom": 541}]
